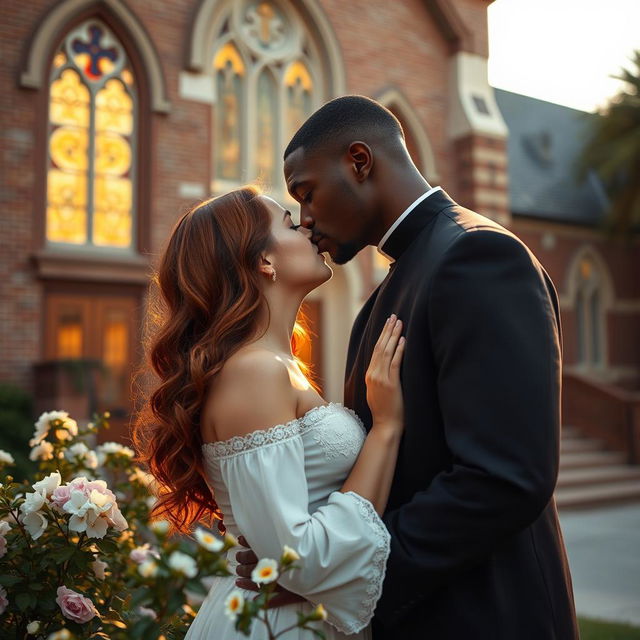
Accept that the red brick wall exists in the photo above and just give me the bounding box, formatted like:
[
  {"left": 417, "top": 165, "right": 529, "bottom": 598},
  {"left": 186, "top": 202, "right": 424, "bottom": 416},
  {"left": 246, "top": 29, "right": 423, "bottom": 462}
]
[
  {"left": 0, "top": 3, "right": 43, "bottom": 390},
  {"left": 2, "top": 0, "right": 636, "bottom": 408},
  {"left": 513, "top": 219, "right": 640, "bottom": 386}
]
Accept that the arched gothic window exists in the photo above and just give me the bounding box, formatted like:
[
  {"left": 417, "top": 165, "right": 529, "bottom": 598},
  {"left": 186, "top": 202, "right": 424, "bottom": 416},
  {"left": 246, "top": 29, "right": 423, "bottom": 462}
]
[
  {"left": 574, "top": 255, "right": 606, "bottom": 367},
  {"left": 47, "top": 20, "right": 136, "bottom": 249},
  {"left": 211, "top": 1, "right": 320, "bottom": 192}
]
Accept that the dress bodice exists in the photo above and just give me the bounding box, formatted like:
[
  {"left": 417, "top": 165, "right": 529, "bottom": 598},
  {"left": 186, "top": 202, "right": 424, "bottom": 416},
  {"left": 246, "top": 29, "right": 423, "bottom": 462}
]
[
  {"left": 192, "top": 402, "right": 389, "bottom": 636},
  {"left": 201, "top": 402, "right": 367, "bottom": 530}
]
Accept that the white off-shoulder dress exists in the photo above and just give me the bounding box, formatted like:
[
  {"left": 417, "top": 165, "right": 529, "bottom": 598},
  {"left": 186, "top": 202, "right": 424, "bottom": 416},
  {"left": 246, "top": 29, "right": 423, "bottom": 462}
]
[{"left": 184, "top": 402, "right": 390, "bottom": 639}]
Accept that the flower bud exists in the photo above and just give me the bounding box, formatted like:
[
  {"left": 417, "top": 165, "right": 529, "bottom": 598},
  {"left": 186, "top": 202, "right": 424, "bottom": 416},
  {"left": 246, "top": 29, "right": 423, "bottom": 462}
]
[
  {"left": 308, "top": 604, "right": 328, "bottom": 621},
  {"left": 281, "top": 545, "right": 300, "bottom": 565}
]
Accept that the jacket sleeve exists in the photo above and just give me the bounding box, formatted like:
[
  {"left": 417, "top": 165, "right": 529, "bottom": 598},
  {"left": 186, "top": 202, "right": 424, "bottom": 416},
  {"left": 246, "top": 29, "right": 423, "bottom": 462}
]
[{"left": 375, "top": 229, "right": 562, "bottom": 625}]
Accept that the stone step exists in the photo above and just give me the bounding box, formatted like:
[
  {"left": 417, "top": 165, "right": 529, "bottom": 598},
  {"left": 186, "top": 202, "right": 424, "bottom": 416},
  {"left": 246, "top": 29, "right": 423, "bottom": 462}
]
[
  {"left": 559, "top": 450, "right": 626, "bottom": 470},
  {"left": 561, "top": 426, "right": 583, "bottom": 439},
  {"left": 560, "top": 437, "right": 602, "bottom": 454},
  {"left": 557, "top": 465, "right": 640, "bottom": 488},
  {"left": 555, "top": 480, "right": 640, "bottom": 509}
]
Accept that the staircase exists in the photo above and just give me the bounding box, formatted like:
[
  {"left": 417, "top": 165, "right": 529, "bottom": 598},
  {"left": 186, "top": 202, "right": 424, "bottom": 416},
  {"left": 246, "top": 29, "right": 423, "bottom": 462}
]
[{"left": 555, "top": 425, "right": 640, "bottom": 509}]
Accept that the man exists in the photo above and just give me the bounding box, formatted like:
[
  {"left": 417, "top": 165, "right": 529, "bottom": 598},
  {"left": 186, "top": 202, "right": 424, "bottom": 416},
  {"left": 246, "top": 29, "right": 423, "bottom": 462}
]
[{"left": 239, "top": 95, "right": 578, "bottom": 639}]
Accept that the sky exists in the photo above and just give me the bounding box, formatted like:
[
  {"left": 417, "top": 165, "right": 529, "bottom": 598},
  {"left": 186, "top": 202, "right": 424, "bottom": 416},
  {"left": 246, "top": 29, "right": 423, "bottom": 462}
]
[{"left": 487, "top": 0, "right": 640, "bottom": 113}]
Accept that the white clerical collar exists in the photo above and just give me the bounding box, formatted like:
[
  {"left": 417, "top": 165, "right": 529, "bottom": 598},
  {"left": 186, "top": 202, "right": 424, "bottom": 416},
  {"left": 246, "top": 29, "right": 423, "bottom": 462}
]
[{"left": 377, "top": 186, "right": 443, "bottom": 261}]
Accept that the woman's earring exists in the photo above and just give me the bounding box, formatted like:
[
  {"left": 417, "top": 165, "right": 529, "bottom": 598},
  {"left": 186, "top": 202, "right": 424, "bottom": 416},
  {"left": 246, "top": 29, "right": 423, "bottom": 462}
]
[{"left": 271, "top": 270, "right": 277, "bottom": 282}]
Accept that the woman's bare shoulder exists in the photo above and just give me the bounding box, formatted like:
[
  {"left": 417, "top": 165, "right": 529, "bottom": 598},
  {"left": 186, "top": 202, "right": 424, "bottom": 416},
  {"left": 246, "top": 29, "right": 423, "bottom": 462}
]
[{"left": 202, "top": 347, "right": 298, "bottom": 442}]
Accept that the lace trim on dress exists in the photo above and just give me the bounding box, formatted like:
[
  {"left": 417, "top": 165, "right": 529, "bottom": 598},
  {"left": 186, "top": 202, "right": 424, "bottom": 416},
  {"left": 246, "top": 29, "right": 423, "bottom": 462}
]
[
  {"left": 202, "top": 402, "right": 359, "bottom": 460},
  {"left": 326, "top": 491, "right": 391, "bottom": 635}
]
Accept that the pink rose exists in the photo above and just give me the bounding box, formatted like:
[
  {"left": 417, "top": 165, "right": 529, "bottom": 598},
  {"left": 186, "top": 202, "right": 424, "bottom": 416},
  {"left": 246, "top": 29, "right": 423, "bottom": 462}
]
[
  {"left": 50, "top": 484, "right": 73, "bottom": 512},
  {"left": 129, "top": 543, "right": 160, "bottom": 564},
  {"left": 55, "top": 586, "right": 98, "bottom": 623}
]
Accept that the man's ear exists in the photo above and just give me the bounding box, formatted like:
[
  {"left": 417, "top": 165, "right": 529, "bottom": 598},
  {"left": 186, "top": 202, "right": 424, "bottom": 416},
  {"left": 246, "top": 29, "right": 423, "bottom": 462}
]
[{"left": 347, "top": 142, "right": 373, "bottom": 182}]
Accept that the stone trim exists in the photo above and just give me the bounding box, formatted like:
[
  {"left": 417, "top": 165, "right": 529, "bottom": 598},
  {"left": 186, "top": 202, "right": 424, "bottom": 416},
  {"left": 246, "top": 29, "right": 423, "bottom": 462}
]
[{"left": 20, "top": 0, "right": 170, "bottom": 113}]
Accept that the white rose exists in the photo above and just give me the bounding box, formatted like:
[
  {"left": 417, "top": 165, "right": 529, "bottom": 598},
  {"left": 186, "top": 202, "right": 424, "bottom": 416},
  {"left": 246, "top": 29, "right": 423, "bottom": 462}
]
[
  {"left": 29, "top": 442, "right": 54, "bottom": 462},
  {"left": 0, "top": 521, "right": 11, "bottom": 536},
  {"left": 91, "top": 558, "right": 108, "bottom": 580},
  {"left": 67, "top": 442, "right": 89, "bottom": 457},
  {"left": 129, "top": 467, "right": 155, "bottom": 488},
  {"left": 20, "top": 490, "right": 46, "bottom": 515},
  {"left": 27, "top": 620, "right": 40, "bottom": 634},
  {"left": 21, "top": 511, "right": 48, "bottom": 540},
  {"left": 32, "top": 471, "right": 62, "bottom": 498},
  {"left": 30, "top": 410, "right": 69, "bottom": 447},
  {"left": 0, "top": 450, "right": 15, "bottom": 465},
  {"left": 150, "top": 520, "right": 170, "bottom": 536},
  {"left": 84, "top": 451, "right": 99, "bottom": 469},
  {"left": 168, "top": 551, "right": 198, "bottom": 578},
  {"left": 195, "top": 528, "right": 224, "bottom": 552},
  {"left": 138, "top": 559, "right": 159, "bottom": 578}
]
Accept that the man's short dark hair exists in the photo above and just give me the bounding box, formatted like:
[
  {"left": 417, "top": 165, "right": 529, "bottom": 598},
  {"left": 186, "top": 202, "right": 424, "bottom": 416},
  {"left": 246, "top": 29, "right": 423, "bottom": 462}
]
[{"left": 283, "top": 95, "right": 405, "bottom": 160}]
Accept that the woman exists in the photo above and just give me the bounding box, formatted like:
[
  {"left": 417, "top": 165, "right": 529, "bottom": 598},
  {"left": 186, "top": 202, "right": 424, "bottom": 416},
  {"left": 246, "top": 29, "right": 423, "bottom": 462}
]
[{"left": 133, "top": 186, "right": 405, "bottom": 638}]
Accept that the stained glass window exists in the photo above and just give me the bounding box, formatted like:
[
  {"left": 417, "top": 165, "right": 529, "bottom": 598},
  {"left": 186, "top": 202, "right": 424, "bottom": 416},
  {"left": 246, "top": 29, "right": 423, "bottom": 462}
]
[
  {"left": 47, "top": 20, "right": 136, "bottom": 249},
  {"left": 575, "top": 256, "right": 604, "bottom": 366},
  {"left": 211, "top": 1, "right": 319, "bottom": 191},
  {"left": 214, "top": 43, "right": 244, "bottom": 181},
  {"left": 256, "top": 69, "right": 277, "bottom": 185},
  {"left": 284, "top": 61, "right": 313, "bottom": 141}
]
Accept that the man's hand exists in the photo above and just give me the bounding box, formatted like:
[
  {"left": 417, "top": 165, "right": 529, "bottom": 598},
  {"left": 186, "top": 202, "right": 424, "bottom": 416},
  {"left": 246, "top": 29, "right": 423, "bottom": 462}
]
[{"left": 235, "top": 536, "right": 306, "bottom": 608}]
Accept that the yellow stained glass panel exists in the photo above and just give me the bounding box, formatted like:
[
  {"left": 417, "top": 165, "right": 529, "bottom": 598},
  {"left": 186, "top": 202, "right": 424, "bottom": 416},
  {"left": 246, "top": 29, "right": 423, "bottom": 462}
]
[
  {"left": 285, "top": 62, "right": 313, "bottom": 141},
  {"left": 50, "top": 126, "right": 88, "bottom": 171},
  {"left": 214, "top": 42, "right": 245, "bottom": 74},
  {"left": 47, "top": 170, "right": 88, "bottom": 243},
  {"left": 94, "top": 132, "right": 131, "bottom": 175},
  {"left": 50, "top": 69, "right": 90, "bottom": 128},
  {"left": 93, "top": 176, "right": 132, "bottom": 247},
  {"left": 284, "top": 61, "right": 313, "bottom": 90},
  {"left": 53, "top": 52, "right": 67, "bottom": 68},
  {"left": 256, "top": 70, "right": 276, "bottom": 183},
  {"left": 96, "top": 79, "right": 133, "bottom": 134},
  {"left": 121, "top": 69, "right": 134, "bottom": 85}
]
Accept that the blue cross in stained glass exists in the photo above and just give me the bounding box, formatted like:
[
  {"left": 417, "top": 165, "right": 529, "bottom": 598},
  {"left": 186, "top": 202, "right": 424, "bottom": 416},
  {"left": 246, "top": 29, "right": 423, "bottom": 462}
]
[{"left": 71, "top": 25, "right": 118, "bottom": 81}]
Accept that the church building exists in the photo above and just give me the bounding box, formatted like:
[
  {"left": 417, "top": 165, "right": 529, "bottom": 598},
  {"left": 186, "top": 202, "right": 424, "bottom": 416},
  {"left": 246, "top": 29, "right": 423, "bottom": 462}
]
[{"left": 1, "top": 0, "right": 638, "bottom": 464}]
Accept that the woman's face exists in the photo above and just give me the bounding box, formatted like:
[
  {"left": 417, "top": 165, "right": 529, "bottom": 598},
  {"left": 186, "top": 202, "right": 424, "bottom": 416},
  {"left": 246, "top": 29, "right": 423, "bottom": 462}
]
[{"left": 259, "top": 195, "right": 332, "bottom": 291}]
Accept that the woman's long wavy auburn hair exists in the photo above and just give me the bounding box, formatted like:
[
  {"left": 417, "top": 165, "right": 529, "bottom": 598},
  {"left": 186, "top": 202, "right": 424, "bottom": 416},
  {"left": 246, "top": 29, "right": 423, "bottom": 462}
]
[{"left": 132, "top": 185, "right": 315, "bottom": 535}]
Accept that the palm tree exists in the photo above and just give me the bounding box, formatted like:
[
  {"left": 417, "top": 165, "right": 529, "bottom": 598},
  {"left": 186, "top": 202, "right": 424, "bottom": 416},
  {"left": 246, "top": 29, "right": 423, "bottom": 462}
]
[{"left": 578, "top": 50, "right": 640, "bottom": 235}]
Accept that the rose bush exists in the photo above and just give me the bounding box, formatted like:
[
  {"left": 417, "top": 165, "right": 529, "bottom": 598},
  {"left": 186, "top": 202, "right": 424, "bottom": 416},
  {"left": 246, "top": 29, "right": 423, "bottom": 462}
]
[{"left": 0, "top": 410, "right": 326, "bottom": 640}]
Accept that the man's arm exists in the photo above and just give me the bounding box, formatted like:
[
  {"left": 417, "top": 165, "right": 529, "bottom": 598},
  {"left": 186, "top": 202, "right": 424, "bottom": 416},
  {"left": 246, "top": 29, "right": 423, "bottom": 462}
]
[{"left": 375, "top": 229, "right": 562, "bottom": 626}]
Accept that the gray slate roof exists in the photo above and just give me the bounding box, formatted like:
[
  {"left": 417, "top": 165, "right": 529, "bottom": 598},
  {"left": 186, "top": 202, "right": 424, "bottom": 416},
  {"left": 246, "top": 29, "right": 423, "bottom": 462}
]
[{"left": 494, "top": 88, "right": 609, "bottom": 225}]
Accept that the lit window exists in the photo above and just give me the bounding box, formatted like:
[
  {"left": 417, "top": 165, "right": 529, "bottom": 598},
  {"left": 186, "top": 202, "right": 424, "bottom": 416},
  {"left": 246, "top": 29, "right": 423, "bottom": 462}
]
[
  {"left": 575, "top": 256, "right": 605, "bottom": 367},
  {"left": 211, "top": 1, "right": 319, "bottom": 192},
  {"left": 46, "top": 20, "right": 136, "bottom": 249}
]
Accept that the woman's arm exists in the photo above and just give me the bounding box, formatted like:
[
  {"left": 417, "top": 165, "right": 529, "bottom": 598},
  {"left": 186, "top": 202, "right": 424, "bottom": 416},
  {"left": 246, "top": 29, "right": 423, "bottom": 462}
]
[{"left": 340, "top": 315, "right": 405, "bottom": 514}]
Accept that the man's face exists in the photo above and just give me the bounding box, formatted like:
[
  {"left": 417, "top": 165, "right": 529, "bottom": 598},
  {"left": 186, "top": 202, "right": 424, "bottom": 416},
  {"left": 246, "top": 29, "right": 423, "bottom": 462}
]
[{"left": 284, "top": 146, "right": 370, "bottom": 265}]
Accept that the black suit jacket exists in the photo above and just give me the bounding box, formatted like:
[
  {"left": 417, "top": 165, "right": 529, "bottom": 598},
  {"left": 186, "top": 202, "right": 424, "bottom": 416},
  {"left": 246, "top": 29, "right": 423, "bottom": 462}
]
[{"left": 345, "top": 191, "right": 578, "bottom": 639}]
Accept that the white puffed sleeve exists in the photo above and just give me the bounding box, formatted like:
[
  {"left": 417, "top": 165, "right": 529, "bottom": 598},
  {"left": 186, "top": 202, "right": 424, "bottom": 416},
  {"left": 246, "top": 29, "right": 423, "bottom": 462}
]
[{"left": 218, "top": 431, "right": 390, "bottom": 634}]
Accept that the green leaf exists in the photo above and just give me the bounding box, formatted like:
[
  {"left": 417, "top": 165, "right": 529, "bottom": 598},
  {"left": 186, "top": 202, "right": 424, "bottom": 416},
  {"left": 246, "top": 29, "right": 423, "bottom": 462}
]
[
  {"left": 96, "top": 538, "right": 119, "bottom": 554},
  {"left": 50, "top": 546, "right": 76, "bottom": 562},
  {"left": 0, "top": 575, "right": 22, "bottom": 587},
  {"left": 15, "top": 592, "right": 32, "bottom": 612}
]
